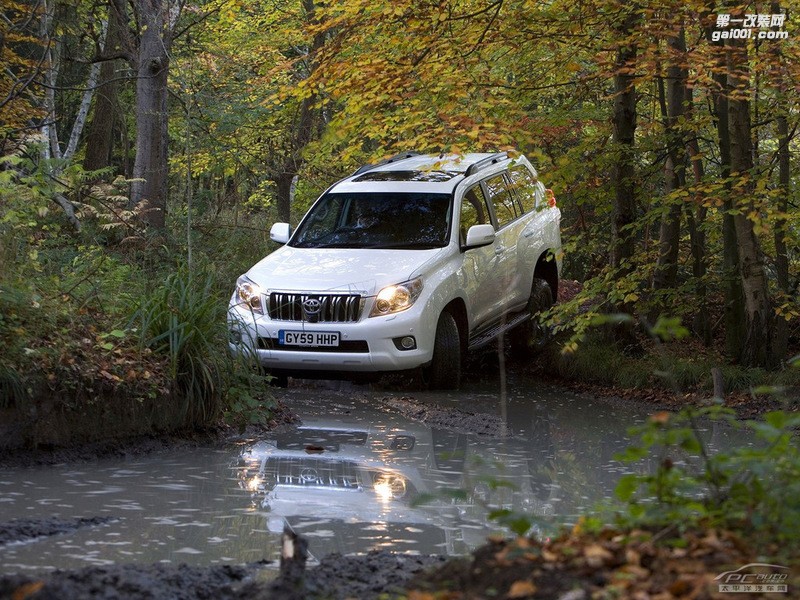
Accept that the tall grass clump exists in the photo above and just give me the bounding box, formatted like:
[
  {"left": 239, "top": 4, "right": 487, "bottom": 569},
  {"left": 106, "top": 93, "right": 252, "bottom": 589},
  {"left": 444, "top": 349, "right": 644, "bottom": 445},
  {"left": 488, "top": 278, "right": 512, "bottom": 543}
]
[{"left": 132, "top": 269, "right": 228, "bottom": 426}]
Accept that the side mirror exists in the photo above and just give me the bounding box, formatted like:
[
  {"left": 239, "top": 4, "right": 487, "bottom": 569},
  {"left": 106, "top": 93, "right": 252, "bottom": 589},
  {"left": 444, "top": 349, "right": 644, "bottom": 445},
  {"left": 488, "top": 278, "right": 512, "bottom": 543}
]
[
  {"left": 270, "top": 222, "right": 291, "bottom": 244},
  {"left": 463, "top": 223, "right": 495, "bottom": 249}
]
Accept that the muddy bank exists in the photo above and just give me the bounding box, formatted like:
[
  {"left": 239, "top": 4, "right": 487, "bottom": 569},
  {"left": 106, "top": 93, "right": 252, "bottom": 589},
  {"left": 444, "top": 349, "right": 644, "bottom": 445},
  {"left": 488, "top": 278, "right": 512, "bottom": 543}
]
[
  {"left": 381, "top": 395, "right": 511, "bottom": 437},
  {"left": 0, "top": 562, "right": 260, "bottom": 600},
  {"left": 0, "top": 400, "right": 298, "bottom": 470},
  {"left": 0, "top": 517, "right": 116, "bottom": 547},
  {"left": 0, "top": 551, "right": 445, "bottom": 600},
  {"left": 2, "top": 529, "right": 784, "bottom": 600}
]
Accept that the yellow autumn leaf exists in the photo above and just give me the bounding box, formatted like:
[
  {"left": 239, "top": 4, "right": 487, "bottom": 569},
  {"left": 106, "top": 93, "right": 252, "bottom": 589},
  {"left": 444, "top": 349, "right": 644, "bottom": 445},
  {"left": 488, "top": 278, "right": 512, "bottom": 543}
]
[{"left": 508, "top": 580, "right": 537, "bottom": 598}]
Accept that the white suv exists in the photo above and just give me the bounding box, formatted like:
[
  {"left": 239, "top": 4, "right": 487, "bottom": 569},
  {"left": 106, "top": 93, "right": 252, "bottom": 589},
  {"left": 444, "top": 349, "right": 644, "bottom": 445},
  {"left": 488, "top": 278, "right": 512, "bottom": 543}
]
[{"left": 228, "top": 152, "right": 561, "bottom": 389}]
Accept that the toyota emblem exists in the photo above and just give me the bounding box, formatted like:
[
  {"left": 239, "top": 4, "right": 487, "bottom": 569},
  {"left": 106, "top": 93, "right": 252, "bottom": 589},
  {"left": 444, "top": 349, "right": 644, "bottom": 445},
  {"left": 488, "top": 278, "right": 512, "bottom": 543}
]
[{"left": 302, "top": 298, "right": 322, "bottom": 315}]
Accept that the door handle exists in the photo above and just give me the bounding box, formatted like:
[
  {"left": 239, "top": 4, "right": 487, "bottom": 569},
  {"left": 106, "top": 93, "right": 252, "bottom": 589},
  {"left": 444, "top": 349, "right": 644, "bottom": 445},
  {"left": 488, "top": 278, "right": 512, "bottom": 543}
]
[
  {"left": 523, "top": 230, "right": 534, "bottom": 238},
  {"left": 494, "top": 246, "right": 505, "bottom": 255}
]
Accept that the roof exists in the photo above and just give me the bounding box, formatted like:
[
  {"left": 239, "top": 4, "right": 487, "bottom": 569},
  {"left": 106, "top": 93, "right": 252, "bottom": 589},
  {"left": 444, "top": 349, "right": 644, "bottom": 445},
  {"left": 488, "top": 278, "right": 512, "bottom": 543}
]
[{"left": 331, "top": 153, "right": 513, "bottom": 195}]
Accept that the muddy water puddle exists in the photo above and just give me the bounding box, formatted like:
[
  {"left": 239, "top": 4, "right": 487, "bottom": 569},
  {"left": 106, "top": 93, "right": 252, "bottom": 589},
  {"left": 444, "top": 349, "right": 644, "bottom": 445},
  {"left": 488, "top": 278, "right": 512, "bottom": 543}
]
[{"left": 0, "top": 381, "right": 753, "bottom": 573}]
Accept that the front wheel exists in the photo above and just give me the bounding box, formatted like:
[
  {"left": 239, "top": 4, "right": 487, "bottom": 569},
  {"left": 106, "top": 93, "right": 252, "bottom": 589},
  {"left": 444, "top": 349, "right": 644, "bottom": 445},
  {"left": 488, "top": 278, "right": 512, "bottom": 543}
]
[
  {"left": 510, "top": 278, "right": 554, "bottom": 357},
  {"left": 425, "top": 311, "right": 461, "bottom": 390}
]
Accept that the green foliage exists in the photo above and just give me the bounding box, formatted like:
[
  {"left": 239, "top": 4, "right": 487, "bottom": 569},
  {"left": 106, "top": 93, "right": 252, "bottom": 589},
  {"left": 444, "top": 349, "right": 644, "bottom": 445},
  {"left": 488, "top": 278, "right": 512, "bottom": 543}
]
[
  {"left": 132, "top": 269, "right": 227, "bottom": 424},
  {"left": 614, "top": 405, "right": 800, "bottom": 556},
  {"left": 0, "top": 363, "right": 25, "bottom": 410},
  {"left": 132, "top": 267, "right": 274, "bottom": 429},
  {"left": 488, "top": 509, "right": 541, "bottom": 538}
]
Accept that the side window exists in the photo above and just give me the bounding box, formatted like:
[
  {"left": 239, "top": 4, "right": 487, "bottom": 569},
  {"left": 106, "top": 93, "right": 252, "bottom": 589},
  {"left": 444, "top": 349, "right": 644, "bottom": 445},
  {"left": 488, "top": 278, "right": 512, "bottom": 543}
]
[
  {"left": 459, "top": 185, "right": 492, "bottom": 245},
  {"left": 508, "top": 166, "right": 539, "bottom": 213},
  {"left": 484, "top": 174, "right": 519, "bottom": 227}
]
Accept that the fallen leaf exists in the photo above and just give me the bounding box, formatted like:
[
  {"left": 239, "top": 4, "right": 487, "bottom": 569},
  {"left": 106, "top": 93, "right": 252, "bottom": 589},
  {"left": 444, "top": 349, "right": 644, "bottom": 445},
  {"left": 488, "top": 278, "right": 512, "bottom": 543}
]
[
  {"left": 668, "top": 577, "right": 693, "bottom": 596},
  {"left": 13, "top": 582, "right": 44, "bottom": 600},
  {"left": 508, "top": 580, "right": 537, "bottom": 598},
  {"left": 583, "top": 544, "right": 613, "bottom": 567},
  {"left": 650, "top": 411, "right": 671, "bottom": 424},
  {"left": 542, "top": 549, "right": 559, "bottom": 562}
]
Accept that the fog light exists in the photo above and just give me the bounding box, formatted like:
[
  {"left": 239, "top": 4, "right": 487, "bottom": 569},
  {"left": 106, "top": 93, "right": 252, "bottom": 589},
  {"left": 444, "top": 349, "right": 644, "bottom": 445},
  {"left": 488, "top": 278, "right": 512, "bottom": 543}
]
[
  {"left": 393, "top": 336, "right": 417, "bottom": 351},
  {"left": 229, "top": 330, "right": 242, "bottom": 344}
]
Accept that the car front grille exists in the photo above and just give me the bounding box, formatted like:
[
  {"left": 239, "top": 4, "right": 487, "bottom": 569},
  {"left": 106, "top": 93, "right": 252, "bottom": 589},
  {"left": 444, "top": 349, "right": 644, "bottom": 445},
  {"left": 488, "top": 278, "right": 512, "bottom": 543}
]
[
  {"left": 265, "top": 457, "right": 362, "bottom": 490},
  {"left": 268, "top": 292, "right": 363, "bottom": 322}
]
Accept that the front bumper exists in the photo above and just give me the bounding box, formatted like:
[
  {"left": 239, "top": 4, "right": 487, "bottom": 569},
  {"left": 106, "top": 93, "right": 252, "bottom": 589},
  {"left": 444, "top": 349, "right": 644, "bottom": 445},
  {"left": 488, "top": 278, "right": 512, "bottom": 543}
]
[{"left": 227, "top": 297, "right": 437, "bottom": 373}]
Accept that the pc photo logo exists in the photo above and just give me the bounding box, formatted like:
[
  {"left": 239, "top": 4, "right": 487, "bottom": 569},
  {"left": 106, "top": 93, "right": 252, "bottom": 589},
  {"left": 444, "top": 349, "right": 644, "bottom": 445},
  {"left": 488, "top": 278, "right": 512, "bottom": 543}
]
[
  {"left": 713, "top": 12, "right": 790, "bottom": 41},
  {"left": 715, "top": 563, "right": 790, "bottom": 594}
]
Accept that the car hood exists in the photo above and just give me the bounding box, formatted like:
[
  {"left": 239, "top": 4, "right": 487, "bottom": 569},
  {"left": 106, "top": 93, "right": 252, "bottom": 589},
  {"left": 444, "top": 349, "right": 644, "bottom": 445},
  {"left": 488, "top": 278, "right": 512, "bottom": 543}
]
[{"left": 246, "top": 246, "right": 448, "bottom": 296}]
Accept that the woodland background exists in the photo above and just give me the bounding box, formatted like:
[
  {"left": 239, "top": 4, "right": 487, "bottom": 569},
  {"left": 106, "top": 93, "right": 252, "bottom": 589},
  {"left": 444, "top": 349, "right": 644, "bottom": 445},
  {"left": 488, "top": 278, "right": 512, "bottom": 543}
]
[{"left": 1, "top": 0, "right": 799, "bottom": 442}]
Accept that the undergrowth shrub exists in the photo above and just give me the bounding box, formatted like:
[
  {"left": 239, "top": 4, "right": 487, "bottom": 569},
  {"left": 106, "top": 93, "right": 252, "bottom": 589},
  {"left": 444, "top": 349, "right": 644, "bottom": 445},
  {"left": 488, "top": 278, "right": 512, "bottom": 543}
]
[{"left": 615, "top": 404, "right": 800, "bottom": 557}]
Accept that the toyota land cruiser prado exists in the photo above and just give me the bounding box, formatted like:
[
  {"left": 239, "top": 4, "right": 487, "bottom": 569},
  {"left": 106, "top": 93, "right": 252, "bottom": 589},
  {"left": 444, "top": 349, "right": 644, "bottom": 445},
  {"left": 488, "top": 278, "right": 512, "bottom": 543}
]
[{"left": 228, "top": 152, "right": 562, "bottom": 389}]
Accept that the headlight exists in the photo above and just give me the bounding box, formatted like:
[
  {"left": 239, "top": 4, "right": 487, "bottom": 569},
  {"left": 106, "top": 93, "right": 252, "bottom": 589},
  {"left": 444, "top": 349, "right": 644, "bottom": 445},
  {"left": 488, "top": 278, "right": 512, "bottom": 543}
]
[
  {"left": 236, "top": 275, "right": 264, "bottom": 313},
  {"left": 369, "top": 278, "right": 423, "bottom": 317},
  {"left": 372, "top": 472, "right": 408, "bottom": 501}
]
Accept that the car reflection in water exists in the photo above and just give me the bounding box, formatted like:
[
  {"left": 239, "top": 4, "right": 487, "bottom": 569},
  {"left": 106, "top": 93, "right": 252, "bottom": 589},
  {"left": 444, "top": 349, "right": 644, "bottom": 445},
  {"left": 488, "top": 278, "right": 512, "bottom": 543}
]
[{"left": 235, "top": 407, "right": 556, "bottom": 559}]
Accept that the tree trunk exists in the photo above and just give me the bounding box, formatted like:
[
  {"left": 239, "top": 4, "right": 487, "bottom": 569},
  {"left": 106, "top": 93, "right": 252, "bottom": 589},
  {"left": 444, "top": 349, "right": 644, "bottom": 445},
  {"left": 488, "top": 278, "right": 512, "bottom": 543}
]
[
  {"left": 610, "top": 9, "right": 639, "bottom": 274},
  {"left": 275, "top": 172, "right": 293, "bottom": 224},
  {"left": 84, "top": 10, "right": 122, "bottom": 173},
  {"left": 652, "top": 30, "right": 686, "bottom": 299},
  {"left": 706, "top": 7, "right": 745, "bottom": 359},
  {"left": 685, "top": 85, "right": 710, "bottom": 344},
  {"left": 773, "top": 113, "right": 790, "bottom": 360},
  {"left": 273, "top": 0, "right": 325, "bottom": 224},
  {"left": 726, "top": 38, "right": 776, "bottom": 369},
  {"left": 129, "top": 0, "right": 170, "bottom": 229},
  {"left": 771, "top": 1, "right": 790, "bottom": 361},
  {"left": 41, "top": 0, "right": 61, "bottom": 161},
  {"left": 64, "top": 19, "right": 108, "bottom": 161}
]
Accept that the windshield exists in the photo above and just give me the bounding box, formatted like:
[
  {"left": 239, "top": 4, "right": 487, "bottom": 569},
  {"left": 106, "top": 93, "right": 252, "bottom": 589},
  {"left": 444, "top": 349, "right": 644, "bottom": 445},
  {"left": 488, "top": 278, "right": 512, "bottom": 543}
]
[{"left": 290, "top": 192, "right": 452, "bottom": 249}]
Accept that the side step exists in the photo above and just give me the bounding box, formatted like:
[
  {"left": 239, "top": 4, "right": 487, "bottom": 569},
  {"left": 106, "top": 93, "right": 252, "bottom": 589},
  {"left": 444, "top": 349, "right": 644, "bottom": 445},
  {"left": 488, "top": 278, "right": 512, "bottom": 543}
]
[{"left": 467, "top": 312, "right": 530, "bottom": 351}]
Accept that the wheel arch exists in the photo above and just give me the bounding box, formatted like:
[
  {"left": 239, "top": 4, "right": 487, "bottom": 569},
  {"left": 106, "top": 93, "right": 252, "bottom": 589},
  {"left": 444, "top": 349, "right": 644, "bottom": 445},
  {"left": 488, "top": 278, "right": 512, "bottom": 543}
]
[
  {"left": 533, "top": 250, "right": 559, "bottom": 301},
  {"left": 442, "top": 298, "right": 468, "bottom": 358}
]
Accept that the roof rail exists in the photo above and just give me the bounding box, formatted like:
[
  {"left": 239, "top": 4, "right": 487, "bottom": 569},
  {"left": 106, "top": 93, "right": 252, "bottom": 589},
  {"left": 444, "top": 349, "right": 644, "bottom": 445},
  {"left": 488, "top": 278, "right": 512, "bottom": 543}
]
[
  {"left": 464, "top": 152, "right": 508, "bottom": 177},
  {"left": 352, "top": 151, "right": 420, "bottom": 175}
]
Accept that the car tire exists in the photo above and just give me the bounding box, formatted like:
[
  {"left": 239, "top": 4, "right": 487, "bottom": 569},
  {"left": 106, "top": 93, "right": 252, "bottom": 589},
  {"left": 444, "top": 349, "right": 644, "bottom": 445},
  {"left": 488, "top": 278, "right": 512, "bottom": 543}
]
[
  {"left": 510, "top": 277, "right": 554, "bottom": 357},
  {"left": 427, "top": 311, "right": 461, "bottom": 390}
]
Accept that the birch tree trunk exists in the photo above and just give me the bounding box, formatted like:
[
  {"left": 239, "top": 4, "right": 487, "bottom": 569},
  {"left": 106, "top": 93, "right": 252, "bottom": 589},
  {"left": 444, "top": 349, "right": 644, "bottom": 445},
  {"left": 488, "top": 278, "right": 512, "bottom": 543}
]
[
  {"left": 40, "top": 0, "right": 61, "bottom": 161},
  {"left": 64, "top": 21, "right": 108, "bottom": 161}
]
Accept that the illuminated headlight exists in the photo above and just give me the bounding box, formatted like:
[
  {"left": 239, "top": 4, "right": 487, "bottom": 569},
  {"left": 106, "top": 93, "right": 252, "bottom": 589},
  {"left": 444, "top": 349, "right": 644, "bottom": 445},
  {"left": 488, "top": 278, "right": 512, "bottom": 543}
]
[
  {"left": 236, "top": 275, "right": 264, "bottom": 314},
  {"left": 372, "top": 472, "right": 408, "bottom": 500},
  {"left": 369, "top": 278, "right": 423, "bottom": 317}
]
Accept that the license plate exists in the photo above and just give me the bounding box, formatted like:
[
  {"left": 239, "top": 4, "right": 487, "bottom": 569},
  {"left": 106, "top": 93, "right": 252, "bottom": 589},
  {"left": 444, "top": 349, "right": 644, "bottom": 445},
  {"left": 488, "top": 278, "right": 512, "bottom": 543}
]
[{"left": 278, "top": 330, "right": 340, "bottom": 347}]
